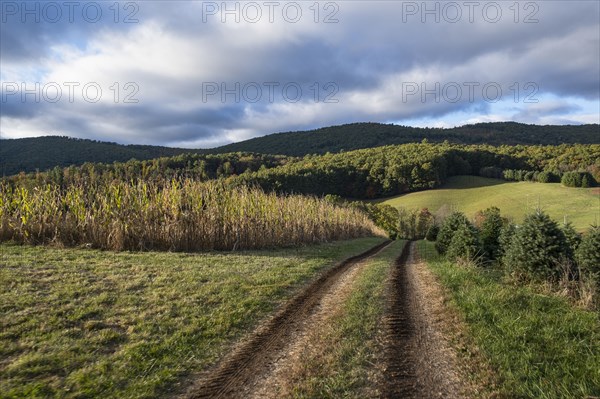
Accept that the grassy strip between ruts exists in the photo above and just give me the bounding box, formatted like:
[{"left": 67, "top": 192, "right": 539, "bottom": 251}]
[
  {"left": 0, "top": 237, "right": 385, "bottom": 399},
  {"left": 416, "top": 240, "right": 600, "bottom": 399},
  {"left": 284, "top": 240, "right": 406, "bottom": 398}
]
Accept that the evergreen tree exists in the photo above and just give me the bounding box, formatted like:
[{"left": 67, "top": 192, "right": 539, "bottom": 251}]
[
  {"left": 479, "top": 207, "right": 504, "bottom": 261},
  {"left": 575, "top": 225, "right": 600, "bottom": 279},
  {"left": 503, "top": 211, "right": 568, "bottom": 281},
  {"left": 561, "top": 221, "right": 581, "bottom": 260},
  {"left": 436, "top": 211, "right": 471, "bottom": 255},
  {"left": 498, "top": 222, "right": 516, "bottom": 260},
  {"left": 447, "top": 222, "right": 481, "bottom": 262},
  {"left": 425, "top": 224, "right": 439, "bottom": 241}
]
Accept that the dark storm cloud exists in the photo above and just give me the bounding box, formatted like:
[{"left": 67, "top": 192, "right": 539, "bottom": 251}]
[
  {"left": 512, "top": 101, "right": 582, "bottom": 121},
  {"left": 120, "top": 104, "right": 248, "bottom": 145},
  {"left": 0, "top": 1, "right": 143, "bottom": 62},
  {"left": 0, "top": 89, "right": 43, "bottom": 118},
  {"left": 7, "top": 100, "right": 247, "bottom": 144},
  {"left": 82, "top": 102, "right": 245, "bottom": 131}
]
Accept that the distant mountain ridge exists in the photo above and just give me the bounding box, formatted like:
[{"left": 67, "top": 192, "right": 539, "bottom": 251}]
[
  {"left": 211, "top": 122, "right": 600, "bottom": 156},
  {"left": 2, "top": 122, "right": 598, "bottom": 175},
  {"left": 0, "top": 136, "right": 202, "bottom": 176}
]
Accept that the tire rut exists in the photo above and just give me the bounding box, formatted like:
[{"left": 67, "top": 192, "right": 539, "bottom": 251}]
[
  {"left": 383, "top": 241, "right": 469, "bottom": 399},
  {"left": 183, "top": 240, "right": 392, "bottom": 399},
  {"left": 383, "top": 241, "right": 418, "bottom": 398}
]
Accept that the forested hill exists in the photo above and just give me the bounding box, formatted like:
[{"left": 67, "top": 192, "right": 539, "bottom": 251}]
[
  {"left": 211, "top": 122, "right": 600, "bottom": 156},
  {"left": 2, "top": 122, "right": 598, "bottom": 175},
  {"left": 0, "top": 136, "right": 202, "bottom": 176}
]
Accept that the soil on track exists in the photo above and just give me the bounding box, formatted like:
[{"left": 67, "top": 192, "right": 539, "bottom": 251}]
[
  {"left": 184, "top": 240, "right": 473, "bottom": 398},
  {"left": 183, "top": 240, "right": 392, "bottom": 399},
  {"left": 383, "top": 241, "right": 473, "bottom": 398}
]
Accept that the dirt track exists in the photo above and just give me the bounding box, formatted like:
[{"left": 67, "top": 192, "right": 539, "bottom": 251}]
[
  {"left": 383, "top": 241, "right": 469, "bottom": 398},
  {"left": 184, "top": 240, "right": 470, "bottom": 399},
  {"left": 183, "top": 240, "right": 392, "bottom": 399}
]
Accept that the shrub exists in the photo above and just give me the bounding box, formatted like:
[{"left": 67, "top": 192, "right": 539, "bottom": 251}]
[
  {"left": 435, "top": 211, "right": 471, "bottom": 255},
  {"left": 324, "top": 194, "right": 343, "bottom": 205},
  {"left": 502, "top": 169, "right": 516, "bottom": 181},
  {"left": 515, "top": 170, "right": 526, "bottom": 181},
  {"left": 536, "top": 171, "right": 551, "bottom": 183},
  {"left": 560, "top": 171, "right": 596, "bottom": 188},
  {"left": 560, "top": 172, "right": 581, "bottom": 187},
  {"left": 350, "top": 202, "right": 399, "bottom": 240},
  {"left": 479, "top": 166, "right": 503, "bottom": 179},
  {"left": 503, "top": 211, "right": 569, "bottom": 281},
  {"left": 503, "top": 169, "right": 544, "bottom": 182},
  {"left": 536, "top": 171, "right": 560, "bottom": 183},
  {"left": 524, "top": 171, "right": 535, "bottom": 181},
  {"left": 371, "top": 204, "right": 400, "bottom": 240},
  {"left": 562, "top": 172, "right": 582, "bottom": 187}
]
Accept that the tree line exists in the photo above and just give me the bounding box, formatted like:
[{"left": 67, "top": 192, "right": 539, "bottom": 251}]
[
  {"left": 5, "top": 143, "right": 598, "bottom": 199},
  {"left": 3, "top": 122, "right": 598, "bottom": 176},
  {"left": 213, "top": 122, "right": 600, "bottom": 156},
  {"left": 235, "top": 143, "right": 599, "bottom": 198}
]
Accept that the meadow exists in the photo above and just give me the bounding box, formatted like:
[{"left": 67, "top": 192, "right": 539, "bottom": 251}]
[
  {"left": 0, "top": 238, "right": 385, "bottom": 399},
  {"left": 380, "top": 176, "right": 599, "bottom": 231}
]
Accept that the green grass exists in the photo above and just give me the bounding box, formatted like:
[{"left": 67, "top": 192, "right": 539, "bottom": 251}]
[
  {"left": 0, "top": 237, "right": 385, "bottom": 399},
  {"left": 379, "top": 176, "right": 599, "bottom": 231},
  {"left": 288, "top": 240, "right": 406, "bottom": 398},
  {"left": 417, "top": 240, "right": 600, "bottom": 398}
]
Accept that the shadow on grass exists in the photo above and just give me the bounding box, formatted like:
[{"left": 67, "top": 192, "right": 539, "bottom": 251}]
[{"left": 440, "top": 175, "right": 509, "bottom": 189}]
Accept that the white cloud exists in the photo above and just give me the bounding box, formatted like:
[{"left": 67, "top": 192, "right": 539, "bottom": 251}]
[{"left": 1, "top": 1, "right": 598, "bottom": 145}]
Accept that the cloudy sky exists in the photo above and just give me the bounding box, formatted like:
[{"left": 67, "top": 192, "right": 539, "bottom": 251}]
[{"left": 1, "top": 1, "right": 599, "bottom": 148}]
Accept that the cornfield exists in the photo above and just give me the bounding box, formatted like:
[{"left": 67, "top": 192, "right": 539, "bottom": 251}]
[{"left": 0, "top": 180, "right": 384, "bottom": 251}]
